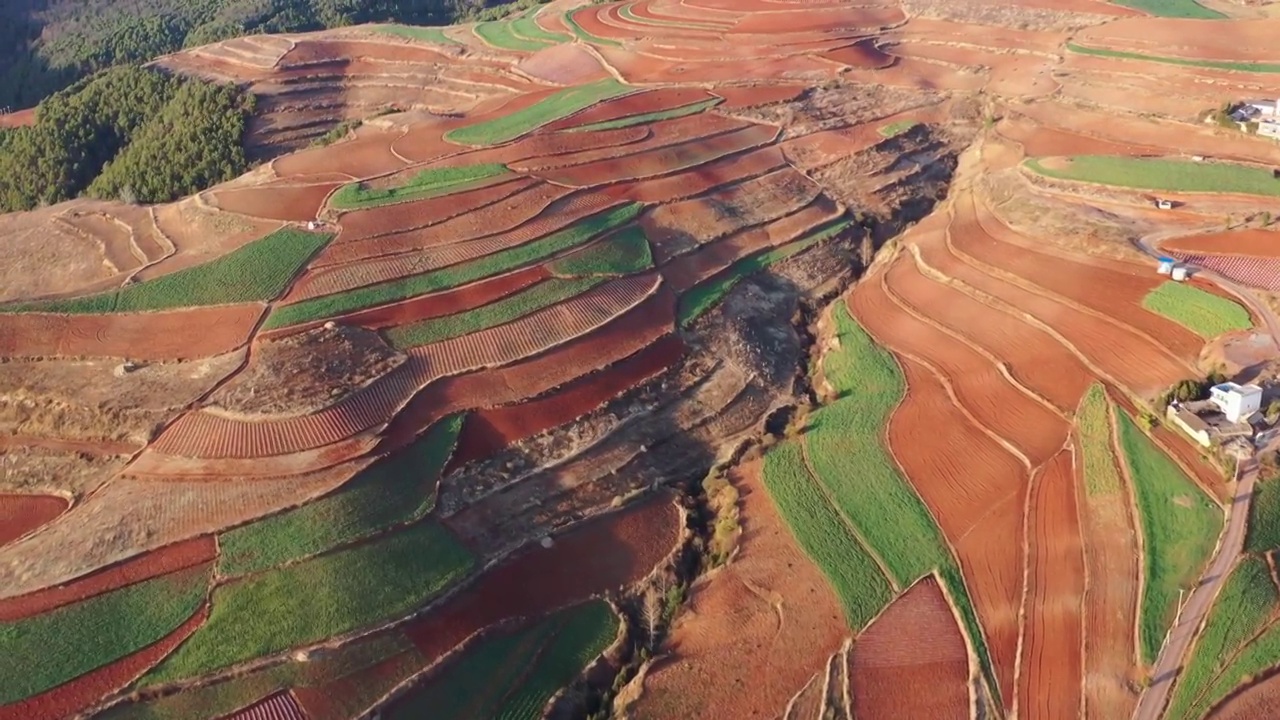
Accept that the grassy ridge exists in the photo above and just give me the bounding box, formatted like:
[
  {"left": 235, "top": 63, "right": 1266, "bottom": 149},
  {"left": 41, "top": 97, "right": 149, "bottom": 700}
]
[
  {"left": 445, "top": 79, "right": 631, "bottom": 145},
  {"left": 1078, "top": 384, "right": 1126, "bottom": 495},
  {"left": 474, "top": 19, "right": 552, "bottom": 52},
  {"left": 548, "top": 226, "right": 653, "bottom": 276},
  {"left": 1166, "top": 556, "right": 1278, "bottom": 720},
  {"left": 678, "top": 219, "right": 849, "bottom": 327},
  {"left": 1248, "top": 479, "right": 1280, "bottom": 553},
  {"left": 509, "top": 13, "right": 572, "bottom": 44},
  {"left": 145, "top": 521, "right": 474, "bottom": 685},
  {"left": 217, "top": 414, "right": 465, "bottom": 577},
  {"left": 761, "top": 442, "right": 894, "bottom": 629},
  {"left": 5, "top": 228, "right": 329, "bottom": 314},
  {"left": 1117, "top": 410, "right": 1224, "bottom": 664},
  {"left": 1067, "top": 43, "right": 1275, "bottom": 72},
  {"left": 384, "top": 277, "right": 604, "bottom": 348},
  {"left": 1027, "top": 156, "right": 1280, "bottom": 197},
  {"left": 0, "top": 565, "right": 208, "bottom": 703},
  {"left": 1111, "top": 0, "right": 1224, "bottom": 18},
  {"left": 330, "top": 164, "right": 510, "bottom": 210},
  {"left": 1143, "top": 282, "right": 1253, "bottom": 338},
  {"left": 878, "top": 120, "right": 918, "bottom": 138},
  {"left": 371, "top": 24, "right": 457, "bottom": 45},
  {"left": 264, "top": 202, "right": 643, "bottom": 329},
  {"left": 569, "top": 97, "right": 723, "bottom": 132}
]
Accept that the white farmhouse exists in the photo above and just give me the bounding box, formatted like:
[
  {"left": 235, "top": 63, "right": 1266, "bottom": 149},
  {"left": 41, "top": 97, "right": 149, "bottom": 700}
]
[{"left": 1209, "top": 382, "right": 1263, "bottom": 423}]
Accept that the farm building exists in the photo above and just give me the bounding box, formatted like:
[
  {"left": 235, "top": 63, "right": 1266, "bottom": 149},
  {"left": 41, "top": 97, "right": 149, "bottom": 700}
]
[
  {"left": 1171, "top": 266, "right": 1189, "bottom": 281},
  {"left": 1210, "top": 382, "right": 1263, "bottom": 423},
  {"left": 1167, "top": 404, "right": 1212, "bottom": 447},
  {"left": 1157, "top": 257, "right": 1175, "bottom": 274}
]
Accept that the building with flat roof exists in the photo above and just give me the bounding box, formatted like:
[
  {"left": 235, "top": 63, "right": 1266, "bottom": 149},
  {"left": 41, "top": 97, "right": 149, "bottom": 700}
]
[{"left": 1210, "top": 382, "right": 1263, "bottom": 423}]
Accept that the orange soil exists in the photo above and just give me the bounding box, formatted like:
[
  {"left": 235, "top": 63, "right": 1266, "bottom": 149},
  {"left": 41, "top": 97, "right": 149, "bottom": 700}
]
[
  {"left": 517, "top": 43, "right": 609, "bottom": 84},
  {"left": 272, "top": 125, "right": 409, "bottom": 180},
  {"left": 0, "top": 494, "right": 69, "bottom": 548},
  {"left": 596, "top": 44, "right": 841, "bottom": 85},
  {"left": 542, "top": 88, "right": 716, "bottom": 131},
  {"left": 208, "top": 182, "right": 340, "bottom": 222},
  {"left": 1075, "top": 17, "right": 1280, "bottom": 62},
  {"left": 607, "top": 145, "right": 788, "bottom": 204},
  {"left": 730, "top": 5, "right": 905, "bottom": 33},
  {"left": 1018, "top": 445, "right": 1085, "bottom": 719},
  {"left": 712, "top": 84, "right": 807, "bottom": 110},
  {"left": 823, "top": 38, "right": 894, "bottom": 69},
  {"left": 838, "top": 53, "right": 987, "bottom": 93},
  {"left": 850, "top": 576, "right": 971, "bottom": 720},
  {"left": 630, "top": 460, "right": 848, "bottom": 719},
  {"left": 0, "top": 108, "right": 36, "bottom": 128},
  {"left": 997, "top": 114, "right": 1156, "bottom": 159},
  {"left": 328, "top": 176, "right": 537, "bottom": 245},
  {"left": 1163, "top": 229, "right": 1280, "bottom": 259},
  {"left": 1208, "top": 670, "right": 1280, "bottom": 720},
  {"left": 893, "top": 18, "right": 1067, "bottom": 55},
  {"left": 515, "top": 114, "right": 745, "bottom": 172}
]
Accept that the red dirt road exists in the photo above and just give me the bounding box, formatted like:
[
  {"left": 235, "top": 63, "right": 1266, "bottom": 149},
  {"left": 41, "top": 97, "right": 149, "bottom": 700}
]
[
  {"left": 850, "top": 576, "right": 970, "bottom": 720},
  {"left": 0, "top": 494, "right": 69, "bottom": 548}
]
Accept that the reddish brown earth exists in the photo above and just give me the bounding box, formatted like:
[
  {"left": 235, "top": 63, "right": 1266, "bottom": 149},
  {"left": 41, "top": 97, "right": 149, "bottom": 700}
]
[
  {"left": 823, "top": 38, "right": 894, "bottom": 69},
  {"left": 0, "top": 304, "right": 265, "bottom": 361},
  {"left": 608, "top": 145, "right": 788, "bottom": 204},
  {"left": 598, "top": 45, "right": 841, "bottom": 85},
  {"left": 543, "top": 88, "right": 716, "bottom": 131},
  {"left": 208, "top": 183, "right": 340, "bottom": 222},
  {"left": 1018, "top": 446, "right": 1085, "bottom": 719},
  {"left": 0, "top": 596, "right": 210, "bottom": 720},
  {"left": 516, "top": 43, "right": 609, "bottom": 85},
  {"left": 519, "top": 113, "right": 748, "bottom": 172},
  {"left": 406, "top": 498, "right": 679, "bottom": 658},
  {"left": 1208, "top": 671, "right": 1280, "bottom": 720},
  {"left": 328, "top": 176, "right": 536, "bottom": 244},
  {"left": 0, "top": 536, "right": 215, "bottom": 621},
  {"left": 849, "top": 576, "right": 971, "bottom": 720},
  {"left": 272, "top": 124, "right": 409, "bottom": 180},
  {"left": 712, "top": 84, "right": 807, "bottom": 110},
  {"left": 1163, "top": 229, "right": 1280, "bottom": 259},
  {"left": 1075, "top": 17, "right": 1280, "bottom": 62},
  {"left": 0, "top": 494, "right": 70, "bottom": 548},
  {"left": 540, "top": 124, "right": 779, "bottom": 187},
  {"left": 0, "top": 108, "right": 36, "bottom": 128}
]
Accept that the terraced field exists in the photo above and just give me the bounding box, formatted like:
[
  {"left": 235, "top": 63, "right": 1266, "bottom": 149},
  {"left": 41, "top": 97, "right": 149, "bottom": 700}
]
[{"left": 6, "top": 0, "right": 1280, "bottom": 717}]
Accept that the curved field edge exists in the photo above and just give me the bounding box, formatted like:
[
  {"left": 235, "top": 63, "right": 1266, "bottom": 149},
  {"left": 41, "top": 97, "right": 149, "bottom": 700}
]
[
  {"left": 330, "top": 164, "right": 511, "bottom": 211},
  {"left": 444, "top": 79, "right": 634, "bottom": 146},
  {"left": 568, "top": 97, "right": 724, "bottom": 133},
  {"left": 1025, "top": 156, "right": 1280, "bottom": 198},
  {"left": 1066, "top": 43, "right": 1280, "bottom": 73},
  {"left": 1142, "top": 282, "right": 1253, "bottom": 339}
]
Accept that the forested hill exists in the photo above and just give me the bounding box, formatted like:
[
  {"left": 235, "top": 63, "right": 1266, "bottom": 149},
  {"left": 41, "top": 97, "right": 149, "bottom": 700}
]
[{"left": 0, "top": 0, "right": 478, "bottom": 110}]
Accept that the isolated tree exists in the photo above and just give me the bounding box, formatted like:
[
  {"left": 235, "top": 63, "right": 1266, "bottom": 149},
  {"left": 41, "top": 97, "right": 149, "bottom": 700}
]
[{"left": 642, "top": 586, "right": 663, "bottom": 649}]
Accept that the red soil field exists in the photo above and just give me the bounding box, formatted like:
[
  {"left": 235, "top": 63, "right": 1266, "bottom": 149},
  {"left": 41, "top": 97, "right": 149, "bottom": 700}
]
[
  {"left": 598, "top": 3, "right": 719, "bottom": 39},
  {"left": 870, "top": 345, "right": 1028, "bottom": 709},
  {"left": 1163, "top": 229, "right": 1280, "bottom": 259},
  {"left": 629, "top": 36, "right": 852, "bottom": 62},
  {"left": 272, "top": 125, "right": 409, "bottom": 180},
  {"left": 516, "top": 43, "right": 609, "bottom": 84},
  {"left": 542, "top": 87, "right": 716, "bottom": 131},
  {"left": 0, "top": 536, "right": 215, "bottom": 621},
  {"left": 607, "top": 145, "right": 788, "bottom": 204},
  {"left": 223, "top": 691, "right": 307, "bottom": 720},
  {"left": 448, "top": 333, "right": 685, "bottom": 468},
  {"left": 0, "top": 108, "right": 36, "bottom": 128},
  {"left": 1208, "top": 671, "right": 1280, "bottom": 720},
  {"left": 850, "top": 576, "right": 970, "bottom": 720},
  {"left": 517, "top": 113, "right": 748, "bottom": 172},
  {"left": 712, "top": 84, "right": 806, "bottom": 110},
  {"left": 597, "top": 45, "right": 841, "bottom": 84},
  {"left": 499, "top": 125, "right": 653, "bottom": 167},
  {"left": 0, "top": 601, "right": 210, "bottom": 720},
  {"left": 0, "top": 494, "right": 69, "bottom": 548},
  {"left": 382, "top": 284, "right": 675, "bottom": 448},
  {"left": 862, "top": 262, "right": 1070, "bottom": 466},
  {"left": 729, "top": 5, "right": 904, "bottom": 33},
  {"left": 998, "top": 114, "right": 1155, "bottom": 159},
  {"left": 823, "top": 38, "right": 894, "bottom": 69},
  {"left": 629, "top": 0, "right": 735, "bottom": 29},
  {"left": 1075, "top": 18, "right": 1280, "bottom": 62},
  {"left": 566, "top": 5, "right": 638, "bottom": 43},
  {"left": 0, "top": 304, "right": 264, "bottom": 361},
  {"left": 327, "top": 176, "right": 537, "bottom": 246},
  {"left": 279, "top": 39, "right": 454, "bottom": 67},
  {"left": 631, "top": 460, "right": 847, "bottom": 719},
  {"left": 884, "top": 247, "right": 1092, "bottom": 415},
  {"left": 1018, "top": 446, "right": 1085, "bottom": 720},
  {"left": 207, "top": 182, "right": 340, "bottom": 222},
  {"left": 893, "top": 17, "right": 1067, "bottom": 55},
  {"left": 406, "top": 498, "right": 679, "bottom": 659}
]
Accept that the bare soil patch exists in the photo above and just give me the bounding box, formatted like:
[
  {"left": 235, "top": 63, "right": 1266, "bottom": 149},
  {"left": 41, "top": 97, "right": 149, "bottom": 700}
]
[
  {"left": 0, "top": 203, "right": 120, "bottom": 303},
  {"left": 0, "top": 494, "right": 69, "bottom": 549},
  {"left": 516, "top": 43, "right": 608, "bottom": 85},
  {"left": 0, "top": 447, "right": 127, "bottom": 499}
]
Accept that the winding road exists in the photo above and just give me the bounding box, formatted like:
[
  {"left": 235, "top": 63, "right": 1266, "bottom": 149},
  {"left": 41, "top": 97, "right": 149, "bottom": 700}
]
[{"left": 1131, "top": 230, "right": 1275, "bottom": 720}]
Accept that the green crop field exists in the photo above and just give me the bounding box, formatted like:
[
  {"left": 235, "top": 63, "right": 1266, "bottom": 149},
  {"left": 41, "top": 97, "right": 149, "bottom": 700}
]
[
  {"left": 801, "top": 301, "right": 998, "bottom": 705},
  {"left": 1026, "top": 156, "right": 1280, "bottom": 197},
  {"left": 4, "top": 228, "right": 329, "bottom": 314},
  {"left": 145, "top": 520, "right": 473, "bottom": 685},
  {"left": 548, "top": 226, "right": 653, "bottom": 276},
  {"left": 569, "top": 97, "right": 723, "bottom": 132},
  {"left": 1143, "top": 282, "right": 1252, "bottom": 338},
  {"left": 1247, "top": 478, "right": 1280, "bottom": 553},
  {"left": 1111, "top": 0, "right": 1224, "bottom": 18},
  {"left": 1189, "top": 618, "right": 1280, "bottom": 720},
  {"left": 878, "top": 120, "right": 918, "bottom": 138},
  {"left": 1166, "top": 556, "right": 1278, "bottom": 720},
  {"left": 0, "top": 565, "right": 207, "bottom": 703},
  {"left": 217, "top": 415, "right": 464, "bottom": 577},
  {"left": 509, "top": 12, "right": 572, "bottom": 44},
  {"left": 371, "top": 24, "right": 457, "bottom": 45},
  {"left": 329, "top": 164, "right": 510, "bottom": 210},
  {"left": 389, "top": 600, "right": 615, "bottom": 719},
  {"left": 1117, "top": 411, "right": 1223, "bottom": 664},
  {"left": 264, "top": 203, "right": 642, "bottom": 329},
  {"left": 678, "top": 219, "right": 849, "bottom": 327},
  {"left": 761, "top": 442, "right": 893, "bottom": 628},
  {"left": 474, "top": 20, "right": 552, "bottom": 52},
  {"left": 445, "top": 79, "right": 631, "bottom": 146},
  {"left": 1066, "top": 43, "right": 1280, "bottom": 72},
  {"left": 1078, "top": 385, "right": 1126, "bottom": 495},
  {"left": 384, "top": 277, "right": 604, "bottom": 349}
]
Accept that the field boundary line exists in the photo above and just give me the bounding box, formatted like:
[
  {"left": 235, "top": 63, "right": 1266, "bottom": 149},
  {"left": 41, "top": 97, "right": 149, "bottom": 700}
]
[{"left": 1110, "top": 392, "right": 1152, "bottom": 673}]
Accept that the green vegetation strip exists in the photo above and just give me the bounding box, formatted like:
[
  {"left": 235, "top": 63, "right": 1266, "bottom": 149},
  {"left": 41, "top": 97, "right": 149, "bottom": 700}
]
[
  {"left": 0, "top": 566, "right": 207, "bottom": 703},
  {"left": 804, "top": 302, "right": 999, "bottom": 703},
  {"left": 762, "top": 442, "right": 893, "bottom": 628},
  {"left": 1248, "top": 478, "right": 1280, "bottom": 553},
  {"left": 388, "top": 600, "right": 617, "bottom": 719},
  {"left": 548, "top": 225, "right": 653, "bottom": 276},
  {"left": 145, "top": 521, "right": 474, "bottom": 685},
  {"left": 264, "top": 202, "right": 643, "bottom": 329},
  {"left": 1027, "top": 155, "right": 1280, "bottom": 197},
  {"left": 475, "top": 19, "right": 552, "bottom": 52},
  {"left": 1067, "top": 43, "right": 1278, "bottom": 72},
  {"left": 678, "top": 219, "right": 849, "bottom": 327},
  {"left": 1188, "top": 613, "right": 1280, "bottom": 720},
  {"left": 509, "top": 12, "right": 572, "bottom": 44},
  {"left": 569, "top": 97, "right": 723, "bottom": 133},
  {"left": 371, "top": 24, "right": 457, "bottom": 45},
  {"left": 563, "top": 9, "right": 623, "bottom": 48},
  {"left": 1166, "top": 555, "right": 1278, "bottom": 720},
  {"left": 1117, "top": 410, "right": 1223, "bottom": 665},
  {"left": 217, "top": 414, "right": 464, "bottom": 577},
  {"left": 1143, "top": 282, "right": 1252, "bottom": 338},
  {"left": 330, "top": 163, "right": 510, "bottom": 210},
  {"left": 878, "top": 120, "right": 918, "bottom": 138},
  {"left": 384, "top": 277, "right": 604, "bottom": 348},
  {"left": 1111, "top": 0, "right": 1224, "bottom": 18},
  {"left": 5, "top": 228, "right": 329, "bottom": 314},
  {"left": 1078, "top": 384, "right": 1126, "bottom": 495},
  {"left": 445, "top": 79, "right": 631, "bottom": 146}
]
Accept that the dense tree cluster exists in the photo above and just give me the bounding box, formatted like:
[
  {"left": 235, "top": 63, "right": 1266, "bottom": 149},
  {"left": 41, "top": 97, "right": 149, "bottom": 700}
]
[{"left": 0, "top": 66, "right": 253, "bottom": 212}]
